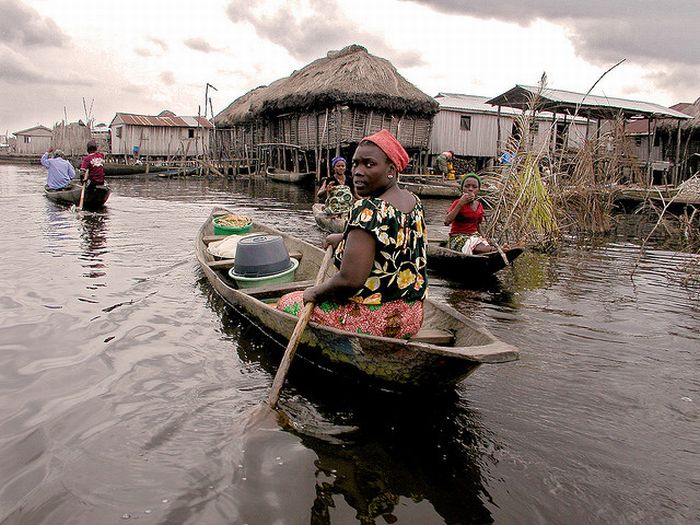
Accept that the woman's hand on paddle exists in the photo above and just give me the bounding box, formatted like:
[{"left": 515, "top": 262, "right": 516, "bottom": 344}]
[
  {"left": 324, "top": 233, "right": 343, "bottom": 250},
  {"left": 302, "top": 286, "right": 318, "bottom": 304}
]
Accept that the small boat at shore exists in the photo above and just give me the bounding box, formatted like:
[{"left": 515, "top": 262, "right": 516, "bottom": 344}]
[
  {"left": 266, "top": 166, "right": 315, "bottom": 185},
  {"left": 196, "top": 207, "right": 518, "bottom": 389},
  {"left": 312, "top": 203, "right": 346, "bottom": 233},
  {"left": 427, "top": 239, "right": 524, "bottom": 278},
  {"left": 399, "top": 180, "right": 461, "bottom": 199},
  {"left": 103, "top": 163, "right": 167, "bottom": 176},
  {"left": 43, "top": 183, "right": 111, "bottom": 209}
]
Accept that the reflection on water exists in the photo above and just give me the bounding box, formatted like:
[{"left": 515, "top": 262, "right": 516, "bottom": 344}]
[
  {"left": 79, "top": 211, "right": 109, "bottom": 280},
  {"left": 1, "top": 165, "right": 698, "bottom": 524}
]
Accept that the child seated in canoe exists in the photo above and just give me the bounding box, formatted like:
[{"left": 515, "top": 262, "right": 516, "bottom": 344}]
[
  {"left": 278, "top": 130, "right": 427, "bottom": 340},
  {"left": 444, "top": 173, "right": 496, "bottom": 255},
  {"left": 316, "top": 156, "right": 355, "bottom": 215}
]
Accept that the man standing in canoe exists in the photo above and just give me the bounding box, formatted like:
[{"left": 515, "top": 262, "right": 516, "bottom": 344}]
[
  {"left": 41, "top": 148, "right": 76, "bottom": 190},
  {"left": 277, "top": 129, "right": 428, "bottom": 339},
  {"left": 79, "top": 140, "right": 106, "bottom": 195}
]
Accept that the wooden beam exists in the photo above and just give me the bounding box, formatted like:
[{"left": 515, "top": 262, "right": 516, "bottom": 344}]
[
  {"left": 410, "top": 328, "right": 455, "bottom": 345},
  {"left": 244, "top": 279, "right": 316, "bottom": 299},
  {"left": 204, "top": 248, "right": 303, "bottom": 263}
]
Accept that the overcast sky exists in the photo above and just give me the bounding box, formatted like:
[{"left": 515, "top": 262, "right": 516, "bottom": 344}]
[{"left": 1, "top": 0, "right": 697, "bottom": 135}]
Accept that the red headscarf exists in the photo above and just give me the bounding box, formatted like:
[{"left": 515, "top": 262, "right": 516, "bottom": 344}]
[{"left": 361, "top": 129, "right": 409, "bottom": 173}]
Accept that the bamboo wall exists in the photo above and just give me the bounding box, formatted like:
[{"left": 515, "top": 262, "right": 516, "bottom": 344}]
[
  {"left": 51, "top": 122, "right": 91, "bottom": 157},
  {"left": 213, "top": 106, "right": 433, "bottom": 160}
]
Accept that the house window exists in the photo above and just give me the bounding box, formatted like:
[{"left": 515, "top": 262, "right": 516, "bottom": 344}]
[
  {"left": 634, "top": 136, "right": 642, "bottom": 146},
  {"left": 188, "top": 129, "right": 195, "bottom": 139},
  {"left": 460, "top": 115, "right": 471, "bottom": 131},
  {"left": 115, "top": 127, "right": 122, "bottom": 138},
  {"left": 24, "top": 136, "right": 31, "bottom": 143}
]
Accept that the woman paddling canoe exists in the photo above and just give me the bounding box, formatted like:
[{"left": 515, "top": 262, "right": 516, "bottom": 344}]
[{"left": 277, "top": 130, "right": 427, "bottom": 339}]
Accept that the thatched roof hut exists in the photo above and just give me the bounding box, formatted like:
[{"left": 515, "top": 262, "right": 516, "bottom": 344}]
[
  {"left": 214, "top": 82, "right": 281, "bottom": 127},
  {"left": 257, "top": 44, "right": 437, "bottom": 117},
  {"left": 214, "top": 45, "right": 437, "bottom": 126},
  {"left": 213, "top": 45, "right": 437, "bottom": 174}
]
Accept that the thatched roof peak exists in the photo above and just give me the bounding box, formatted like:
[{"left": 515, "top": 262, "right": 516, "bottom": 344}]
[
  {"left": 326, "top": 44, "right": 367, "bottom": 59},
  {"left": 658, "top": 96, "right": 700, "bottom": 130},
  {"left": 213, "top": 44, "right": 437, "bottom": 126}
]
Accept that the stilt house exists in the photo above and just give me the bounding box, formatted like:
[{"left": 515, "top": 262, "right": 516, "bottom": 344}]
[
  {"left": 13, "top": 125, "right": 52, "bottom": 155},
  {"left": 629, "top": 97, "right": 700, "bottom": 183},
  {"left": 430, "top": 93, "right": 590, "bottom": 171},
  {"left": 213, "top": 45, "right": 438, "bottom": 176},
  {"left": 109, "top": 110, "right": 213, "bottom": 159}
]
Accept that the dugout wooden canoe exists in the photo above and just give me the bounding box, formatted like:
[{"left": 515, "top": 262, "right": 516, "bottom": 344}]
[
  {"left": 266, "top": 166, "right": 315, "bottom": 185},
  {"left": 196, "top": 207, "right": 518, "bottom": 389},
  {"left": 43, "top": 183, "right": 111, "bottom": 209},
  {"left": 312, "top": 203, "right": 346, "bottom": 233},
  {"left": 398, "top": 180, "right": 461, "bottom": 199},
  {"left": 427, "top": 239, "right": 524, "bottom": 277}
]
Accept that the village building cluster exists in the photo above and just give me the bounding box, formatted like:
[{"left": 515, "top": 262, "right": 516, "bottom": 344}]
[{"left": 2, "top": 45, "right": 698, "bottom": 185}]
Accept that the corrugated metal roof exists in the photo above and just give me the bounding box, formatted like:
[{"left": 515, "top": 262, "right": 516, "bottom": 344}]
[
  {"left": 13, "top": 125, "right": 53, "bottom": 135},
  {"left": 435, "top": 92, "right": 588, "bottom": 122},
  {"left": 112, "top": 112, "right": 213, "bottom": 129},
  {"left": 436, "top": 93, "right": 521, "bottom": 115},
  {"left": 487, "top": 85, "right": 692, "bottom": 119}
]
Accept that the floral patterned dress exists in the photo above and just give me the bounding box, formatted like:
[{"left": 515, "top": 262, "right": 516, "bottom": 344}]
[
  {"left": 277, "top": 197, "right": 428, "bottom": 339},
  {"left": 324, "top": 184, "right": 354, "bottom": 215}
]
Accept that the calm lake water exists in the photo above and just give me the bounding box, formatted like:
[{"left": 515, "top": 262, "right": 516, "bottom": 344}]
[{"left": 0, "top": 163, "right": 698, "bottom": 525}]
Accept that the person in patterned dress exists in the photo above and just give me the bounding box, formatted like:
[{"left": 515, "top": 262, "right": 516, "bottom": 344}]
[
  {"left": 316, "top": 156, "right": 355, "bottom": 215},
  {"left": 277, "top": 130, "right": 427, "bottom": 339}
]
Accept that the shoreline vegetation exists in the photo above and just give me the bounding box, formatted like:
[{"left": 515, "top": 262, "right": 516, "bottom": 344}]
[{"left": 477, "top": 82, "right": 699, "bottom": 287}]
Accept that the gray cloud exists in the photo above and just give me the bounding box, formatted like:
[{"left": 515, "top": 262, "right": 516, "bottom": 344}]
[
  {"left": 225, "top": 0, "right": 424, "bottom": 69},
  {"left": 149, "top": 37, "right": 168, "bottom": 51},
  {"left": 0, "top": 46, "right": 91, "bottom": 85},
  {"left": 0, "top": 0, "right": 68, "bottom": 47},
  {"left": 399, "top": 1, "right": 698, "bottom": 67},
  {"left": 160, "top": 71, "right": 176, "bottom": 85},
  {"left": 184, "top": 37, "right": 221, "bottom": 53},
  {"left": 134, "top": 47, "right": 153, "bottom": 57}
]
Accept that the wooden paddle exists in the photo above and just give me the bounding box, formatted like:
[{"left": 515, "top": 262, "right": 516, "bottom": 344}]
[
  {"left": 267, "top": 244, "right": 335, "bottom": 409},
  {"left": 77, "top": 178, "right": 86, "bottom": 210},
  {"left": 491, "top": 240, "right": 510, "bottom": 266}
]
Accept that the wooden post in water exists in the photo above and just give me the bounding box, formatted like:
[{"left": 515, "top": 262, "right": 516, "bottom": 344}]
[{"left": 673, "top": 120, "right": 682, "bottom": 187}]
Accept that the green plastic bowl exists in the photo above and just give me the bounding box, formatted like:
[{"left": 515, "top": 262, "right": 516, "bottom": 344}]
[
  {"left": 229, "top": 257, "right": 299, "bottom": 289},
  {"left": 213, "top": 217, "right": 253, "bottom": 236}
]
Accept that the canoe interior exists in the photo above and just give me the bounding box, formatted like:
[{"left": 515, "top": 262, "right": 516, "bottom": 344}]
[
  {"left": 196, "top": 208, "right": 518, "bottom": 390},
  {"left": 44, "top": 184, "right": 111, "bottom": 209}
]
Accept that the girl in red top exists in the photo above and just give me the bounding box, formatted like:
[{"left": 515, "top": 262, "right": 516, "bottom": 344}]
[{"left": 444, "top": 173, "right": 495, "bottom": 254}]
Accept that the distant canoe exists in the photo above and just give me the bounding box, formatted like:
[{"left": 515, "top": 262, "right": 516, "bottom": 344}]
[
  {"left": 399, "top": 180, "right": 461, "bottom": 199},
  {"left": 43, "top": 183, "right": 111, "bottom": 209},
  {"left": 427, "top": 239, "right": 524, "bottom": 278},
  {"left": 103, "top": 163, "right": 167, "bottom": 176},
  {"left": 266, "top": 166, "right": 315, "bottom": 185},
  {"left": 312, "top": 203, "right": 347, "bottom": 233}
]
